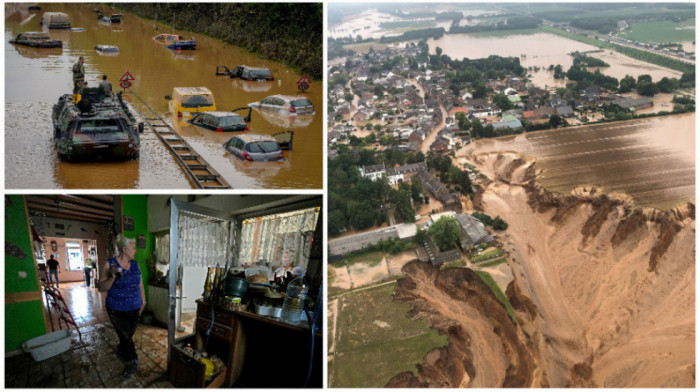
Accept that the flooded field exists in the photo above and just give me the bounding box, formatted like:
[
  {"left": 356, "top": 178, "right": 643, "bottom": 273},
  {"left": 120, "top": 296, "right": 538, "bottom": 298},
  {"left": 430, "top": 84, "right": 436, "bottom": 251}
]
[
  {"left": 5, "top": 3, "right": 322, "bottom": 189},
  {"left": 463, "top": 114, "right": 695, "bottom": 210},
  {"left": 429, "top": 32, "right": 682, "bottom": 89}
]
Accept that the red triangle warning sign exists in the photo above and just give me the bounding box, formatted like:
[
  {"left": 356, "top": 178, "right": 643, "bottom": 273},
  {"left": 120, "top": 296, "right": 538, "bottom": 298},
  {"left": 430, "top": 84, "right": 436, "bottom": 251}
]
[
  {"left": 120, "top": 71, "right": 135, "bottom": 82},
  {"left": 296, "top": 74, "right": 311, "bottom": 84}
]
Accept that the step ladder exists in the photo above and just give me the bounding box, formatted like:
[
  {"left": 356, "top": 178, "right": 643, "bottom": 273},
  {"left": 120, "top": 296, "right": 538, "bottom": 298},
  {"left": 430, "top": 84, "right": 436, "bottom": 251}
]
[{"left": 131, "top": 93, "right": 231, "bottom": 189}]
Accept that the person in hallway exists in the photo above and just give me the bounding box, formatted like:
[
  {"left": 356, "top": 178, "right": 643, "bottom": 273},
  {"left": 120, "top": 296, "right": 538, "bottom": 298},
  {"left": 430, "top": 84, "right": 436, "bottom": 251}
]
[
  {"left": 46, "top": 254, "right": 60, "bottom": 288},
  {"left": 99, "top": 74, "right": 112, "bottom": 96},
  {"left": 72, "top": 56, "right": 85, "bottom": 95},
  {"left": 97, "top": 235, "right": 145, "bottom": 379}
]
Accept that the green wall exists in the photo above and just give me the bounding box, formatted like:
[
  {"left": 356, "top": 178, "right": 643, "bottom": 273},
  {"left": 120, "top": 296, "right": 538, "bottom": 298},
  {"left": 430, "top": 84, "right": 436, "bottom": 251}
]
[
  {"left": 121, "top": 195, "right": 154, "bottom": 301},
  {"left": 5, "top": 195, "right": 47, "bottom": 352}
]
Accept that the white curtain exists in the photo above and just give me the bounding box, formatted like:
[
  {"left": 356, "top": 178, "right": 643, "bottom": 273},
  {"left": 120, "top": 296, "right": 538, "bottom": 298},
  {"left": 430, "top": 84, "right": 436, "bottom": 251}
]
[
  {"left": 238, "top": 207, "right": 319, "bottom": 270},
  {"left": 176, "top": 211, "right": 232, "bottom": 268}
]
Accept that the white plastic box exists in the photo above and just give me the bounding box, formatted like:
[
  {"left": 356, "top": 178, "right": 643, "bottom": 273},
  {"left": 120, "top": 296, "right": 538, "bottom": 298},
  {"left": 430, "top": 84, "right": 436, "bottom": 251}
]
[{"left": 21, "top": 330, "right": 72, "bottom": 361}]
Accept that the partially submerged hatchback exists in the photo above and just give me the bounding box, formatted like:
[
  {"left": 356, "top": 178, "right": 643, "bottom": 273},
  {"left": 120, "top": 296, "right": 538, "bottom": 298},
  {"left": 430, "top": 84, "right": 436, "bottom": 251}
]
[
  {"left": 188, "top": 109, "right": 250, "bottom": 132},
  {"left": 52, "top": 88, "right": 142, "bottom": 161},
  {"left": 248, "top": 95, "right": 314, "bottom": 115},
  {"left": 224, "top": 134, "right": 283, "bottom": 162},
  {"left": 165, "top": 87, "right": 215, "bottom": 118}
]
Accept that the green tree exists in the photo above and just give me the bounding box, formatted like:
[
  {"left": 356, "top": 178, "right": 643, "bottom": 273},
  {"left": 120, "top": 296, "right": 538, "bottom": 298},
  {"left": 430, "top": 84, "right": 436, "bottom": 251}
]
[
  {"left": 347, "top": 200, "right": 376, "bottom": 230},
  {"left": 636, "top": 80, "right": 659, "bottom": 96},
  {"left": 492, "top": 216, "right": 508, "bottom": 231},
  {"left": 656, "top": 77, "right": 679, "bottom": 93},
  {"left": 492, "top": 94, "right": 512, "bottom": 110},
  {"left": 549, "top": 114, "right": 562, "bottom": 128},
  {"left": 436, "top": 46, "right": 443, "bottom": 56},
  {"left": 619, "top": 75, "right": 636, "bottom": 93},
  {"left": 328, "top": 210, "right": 347, "bottom": 236},
  {"left": 471, "top": 117, "right": 485, "bottom": 138},
  {"left": 414, "top": 228, "right": 428, "bottom": 245},
  {"left": 428, "top": 216, "right": 460, "bottom": 251},
  {"left": 411, "top": 176, "right": 424, "bottom": 202},
  {"left": 455, "top": 112, "right": 471, "bottom": 133},
  {"left": 390, "top": 187, "right": 415, "bottom": 223}
]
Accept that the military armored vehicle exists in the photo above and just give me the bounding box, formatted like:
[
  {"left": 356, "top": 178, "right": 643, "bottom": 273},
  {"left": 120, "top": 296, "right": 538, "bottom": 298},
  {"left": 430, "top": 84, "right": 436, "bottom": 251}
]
[{"left": 52, "top": 88, "right": 143, "bottom": 161}]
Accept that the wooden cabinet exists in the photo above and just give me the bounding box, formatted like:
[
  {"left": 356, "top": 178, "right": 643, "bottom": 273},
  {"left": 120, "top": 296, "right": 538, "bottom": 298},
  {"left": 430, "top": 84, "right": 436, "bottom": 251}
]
[
  {"left": 170, "top": 335, "right": 226, "bottom": 388},
  {"left": 183, "top": 300, "right": 322, "bottom": 388}
]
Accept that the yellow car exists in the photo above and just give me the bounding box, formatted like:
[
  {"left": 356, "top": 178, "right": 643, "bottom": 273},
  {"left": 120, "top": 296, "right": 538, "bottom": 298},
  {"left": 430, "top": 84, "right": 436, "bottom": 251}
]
[{"left": 165, "top": 87, "right": 216, "bottom": 118}]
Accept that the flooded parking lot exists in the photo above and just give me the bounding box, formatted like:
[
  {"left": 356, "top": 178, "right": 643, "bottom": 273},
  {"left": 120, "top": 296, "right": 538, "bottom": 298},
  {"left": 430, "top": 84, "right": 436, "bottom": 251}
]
[
  {"left": 5, "top": 3, "right": 322, "bottom": 189},
  {"left": 463, "top": 114, "right": 695, "bottom": 210}
]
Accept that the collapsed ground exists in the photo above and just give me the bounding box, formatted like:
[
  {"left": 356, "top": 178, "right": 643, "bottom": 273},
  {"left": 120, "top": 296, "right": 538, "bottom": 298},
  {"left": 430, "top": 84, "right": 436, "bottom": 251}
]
[{"left": 386, "top": 153, "right": 694, "bottom": 387}]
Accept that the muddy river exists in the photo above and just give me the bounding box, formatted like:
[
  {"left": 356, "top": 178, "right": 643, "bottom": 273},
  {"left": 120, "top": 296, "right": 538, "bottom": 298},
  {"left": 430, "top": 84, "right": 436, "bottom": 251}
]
[
  {"left": 5, "top": 3, "right": 322, "bottom": 189},
  {"left": 463, "top": 113, "right": 695, "bottom": 210},
  {"left": 428, "top": 33, "right": 683, "bottom": 89}
]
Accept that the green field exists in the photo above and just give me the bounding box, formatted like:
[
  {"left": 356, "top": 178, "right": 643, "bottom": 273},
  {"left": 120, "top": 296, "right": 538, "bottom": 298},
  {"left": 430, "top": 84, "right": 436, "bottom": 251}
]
[
  {"left": 342, "top": 41, "right": 390, "bottom": 54},
  {"left": 618, "top": 19, "right": 695, "bottom": 44},
  {"left": 462, "top": 27, "right": 540, "bottom": 38},
  {"left": 331, "top": 283, "right": 448, "bottom": 387},
  {"left": 479, "top": 257, "right": 507, "bottom": 268},
  {"left": 380, "top": 21, "right": 436, "bottom": 30},
  {"left": 332, "top": 250, "right": 385, "bottom": 268}
]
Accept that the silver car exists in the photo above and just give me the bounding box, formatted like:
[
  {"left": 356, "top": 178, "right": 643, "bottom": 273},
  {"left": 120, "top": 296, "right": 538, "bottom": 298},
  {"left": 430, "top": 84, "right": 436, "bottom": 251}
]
[
  {"left": 248, "top": 95, "right": 315, "bottom": 115},
  {"left": 224, "top": 134, "right": 284, "bottom": 162}
]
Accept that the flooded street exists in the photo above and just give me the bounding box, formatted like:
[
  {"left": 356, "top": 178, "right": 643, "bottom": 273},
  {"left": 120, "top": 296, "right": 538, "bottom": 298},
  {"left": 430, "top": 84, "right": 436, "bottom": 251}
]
[
  {"left": 5, "top": 3, "right": 322, "bottom": 189},
  {"left": 429, "top": 33, "right": 682, "bottom": 89},
  {"left": 462, "top": 114, "right": 695, "bottom": 210}
]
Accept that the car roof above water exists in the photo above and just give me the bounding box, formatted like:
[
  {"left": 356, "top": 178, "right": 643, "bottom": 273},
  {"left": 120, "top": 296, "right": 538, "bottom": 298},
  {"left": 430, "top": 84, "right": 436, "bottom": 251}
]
[
  {"left": 235, "top": 134, "right": 276, "bottom": 143},
  {"left": 203, "top": 111, "right": 244, "bottom": 118},
  {"left": 172, "top": 87, "right": 212, "bottom": 95},
  {"left": 267, "top": 94, "right": 309, "bottom": 101}
]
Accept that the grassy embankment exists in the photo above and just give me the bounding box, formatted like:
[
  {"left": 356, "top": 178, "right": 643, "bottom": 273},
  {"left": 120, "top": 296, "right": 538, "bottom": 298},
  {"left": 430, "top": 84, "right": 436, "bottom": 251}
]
[
  {"left": 475, "top": 270, "right": 517, "bottom": 323},
  {"left": 331, "top": 283, "right": 448, "bottom": 387}
]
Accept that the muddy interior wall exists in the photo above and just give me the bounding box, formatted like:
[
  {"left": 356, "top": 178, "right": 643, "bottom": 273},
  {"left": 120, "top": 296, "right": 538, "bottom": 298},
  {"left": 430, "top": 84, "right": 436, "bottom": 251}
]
[
  {"left": 42, "top": 236, "right": 94, "bottom": 283},
  {"left": 5, "top": 195, "right": 47, "bottom": 352},
  {"left": 121, "top": 195, "right": 153, "bottom": 300}
]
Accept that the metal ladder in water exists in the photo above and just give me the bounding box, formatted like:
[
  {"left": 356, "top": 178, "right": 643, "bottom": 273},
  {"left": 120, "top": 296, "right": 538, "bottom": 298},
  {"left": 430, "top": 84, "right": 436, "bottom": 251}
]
[{"left": 131, "top": 93, "right": 231, "bottom": 189}]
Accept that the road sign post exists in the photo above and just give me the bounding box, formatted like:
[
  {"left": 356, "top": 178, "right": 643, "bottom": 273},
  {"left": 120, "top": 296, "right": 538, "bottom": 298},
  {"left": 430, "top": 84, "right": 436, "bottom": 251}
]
[
  {"left": 120, "top": 71, "right": 135, "bottom": 92},
  {"left": 296, "top": 74, "right": 311, "bottom": 92}
]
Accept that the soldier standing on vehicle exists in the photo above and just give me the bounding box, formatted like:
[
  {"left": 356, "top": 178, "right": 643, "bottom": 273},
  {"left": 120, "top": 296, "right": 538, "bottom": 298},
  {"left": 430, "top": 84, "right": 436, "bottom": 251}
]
[
  {"left": 99, "top": 74, "right": 113, "bottom": 96},
  {"left": 72, "top": 56, "right": 85, "bottom": 95}
]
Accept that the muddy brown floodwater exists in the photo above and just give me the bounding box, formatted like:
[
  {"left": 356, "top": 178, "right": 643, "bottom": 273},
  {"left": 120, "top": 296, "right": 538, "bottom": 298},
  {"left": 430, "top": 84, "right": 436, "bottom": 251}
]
[
  {"left": 5, "top": 3, "right": 322, "bottom": 189},
  {"left": 462, "top": 114, "right": 695, "bottom": 210},
  {"left": 428, "top": 33, "right": 682, "bottom": 90}
]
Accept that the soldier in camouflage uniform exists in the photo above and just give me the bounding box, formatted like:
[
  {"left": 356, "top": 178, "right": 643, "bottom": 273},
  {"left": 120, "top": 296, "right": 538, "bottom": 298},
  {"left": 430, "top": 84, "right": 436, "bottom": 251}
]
[{"left": 72, "top": 56, "right": 85, "bottom": 94}]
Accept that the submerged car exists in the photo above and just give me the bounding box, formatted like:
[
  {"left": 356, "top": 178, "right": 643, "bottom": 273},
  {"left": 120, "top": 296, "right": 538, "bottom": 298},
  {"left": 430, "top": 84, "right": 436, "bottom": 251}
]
[
  {"left": 52, "top": 88, "right": 143, "bottom": 161},
  {"left": 248, "top": 95, "right": 314, "bottom": 115},
  {"left": 154, "top": 34, "right": 196, "bottom": 50},
  {"left": 216, "top": 65, "right": 273, "bottom": 81},
  {"left": 9, "top": 32, "right": 62, "bottom": 48},
  {"left": 41, "top": 12, "right": 70, "bottom": 29},
  {"left": 165, "top": 87, "right": 216, "bottom": 118},
  {"left": 188, "top": 109, "right": 250, "bottom": 132},
  {"left": 224, "top": 134, "right": 284, "bottom": 162}
]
